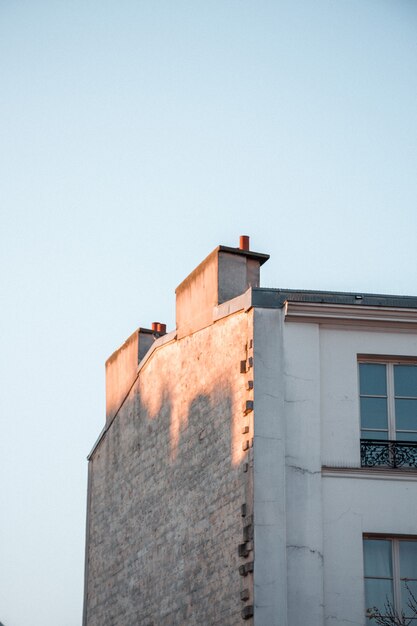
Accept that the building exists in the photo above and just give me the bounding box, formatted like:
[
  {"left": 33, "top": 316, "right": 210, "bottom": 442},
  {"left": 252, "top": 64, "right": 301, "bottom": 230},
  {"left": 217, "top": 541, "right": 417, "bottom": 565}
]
[{"left": 83, "top": 238, "right": 417, "bottom": 626}]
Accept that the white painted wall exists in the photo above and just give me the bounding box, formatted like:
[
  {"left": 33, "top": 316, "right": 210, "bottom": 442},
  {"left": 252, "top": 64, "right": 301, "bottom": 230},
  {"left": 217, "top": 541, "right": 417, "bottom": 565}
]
[
  {"left": 253, "top": 308, "right": 287, "bottom": 626},
  {"left": 283, "top": 322, "right": 324, "bottom": 626},
  {"left": 320, "top": 328, "right": 417, "bottom": 468},
  {"left": 254, "top": 314, "right": 417, "bottom": 626},
  {"left": 319, "top": 327, "right": 417, "bottom": 626},
  {"left": 323, "top": 473, "right": 417, "bottom": 626}
]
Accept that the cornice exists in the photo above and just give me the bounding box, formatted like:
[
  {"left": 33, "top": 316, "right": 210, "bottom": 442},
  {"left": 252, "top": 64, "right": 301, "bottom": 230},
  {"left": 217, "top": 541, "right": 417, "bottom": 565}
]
[
  {"left": 284, "top": 302, "right": 417, "bottom": 331},
  {"left": 322, "top": 466, "right": 417, "bottom": 481}
]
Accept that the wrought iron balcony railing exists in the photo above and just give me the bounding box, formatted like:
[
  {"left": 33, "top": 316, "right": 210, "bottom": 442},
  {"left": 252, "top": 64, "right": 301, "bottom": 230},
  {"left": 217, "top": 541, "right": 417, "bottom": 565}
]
[{"left": 361, "top": 439, "right": 417, "bottom": 469}]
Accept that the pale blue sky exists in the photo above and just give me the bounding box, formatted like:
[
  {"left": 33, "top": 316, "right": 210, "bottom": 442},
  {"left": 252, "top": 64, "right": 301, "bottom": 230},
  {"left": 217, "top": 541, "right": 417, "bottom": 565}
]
[{"left": 0, "top": 1, "right": 416, "bottom": 625}]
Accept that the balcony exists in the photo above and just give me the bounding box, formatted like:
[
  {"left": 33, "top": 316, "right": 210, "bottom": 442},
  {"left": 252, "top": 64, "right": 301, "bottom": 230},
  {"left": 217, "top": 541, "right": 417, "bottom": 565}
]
[{"left": 360, "top": 439, "right": 417, "bottom": 469}]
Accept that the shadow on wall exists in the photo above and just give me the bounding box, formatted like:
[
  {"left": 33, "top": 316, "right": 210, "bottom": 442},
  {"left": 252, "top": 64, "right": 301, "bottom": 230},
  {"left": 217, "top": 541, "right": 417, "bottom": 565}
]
[
  {"left": 137, "top": 368, "right": 246, "bottom": 468},
  {"left": 89, "top": 387, "right": 243, "bottom": 625}
]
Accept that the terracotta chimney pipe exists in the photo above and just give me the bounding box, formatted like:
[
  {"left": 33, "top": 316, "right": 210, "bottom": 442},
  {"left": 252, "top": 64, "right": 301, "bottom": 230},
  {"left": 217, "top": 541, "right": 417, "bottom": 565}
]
[
  {"left": 152, "top": 322, "right": 166, "bottom": 335},
  {"left": 239, "top": 235, "right": 250, "bottom": 251}
]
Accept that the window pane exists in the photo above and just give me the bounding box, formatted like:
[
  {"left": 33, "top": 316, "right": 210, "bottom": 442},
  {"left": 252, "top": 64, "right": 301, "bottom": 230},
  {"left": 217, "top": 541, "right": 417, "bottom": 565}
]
[
  {"left": 400, "top": 542, "right": 417, "bottom": 579},
  {"left": 396, "top": 399, "right": 417, "bottom": 431},
  {"left": 395, "top": 431, "right": 417, "bottom": 442},
  {"left": 361, "top": 430, "right": 388, "bottom": 440},
  {"left": 365, "top": 579, "right": 394, "bottom": 615},
  {"left": 364, "top": 540, "right": 393, "bottom": 577},
  {"left": 361, "top": 398, "right": 388, "bottom": 430},
  {"left": 395, "top": 365, "right": 417, "bottom": 397},
  {"left": 360, "top": 364, "right": 387, "bottom": 396},
  {"left": 401, "top": 581, "right": 417, "bottom": 618}
]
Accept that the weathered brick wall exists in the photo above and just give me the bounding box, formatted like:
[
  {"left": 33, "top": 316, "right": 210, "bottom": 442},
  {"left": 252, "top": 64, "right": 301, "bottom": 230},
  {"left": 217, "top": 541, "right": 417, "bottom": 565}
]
[{"left": 85, "top": 310, "right": 254, "bottom": 625}]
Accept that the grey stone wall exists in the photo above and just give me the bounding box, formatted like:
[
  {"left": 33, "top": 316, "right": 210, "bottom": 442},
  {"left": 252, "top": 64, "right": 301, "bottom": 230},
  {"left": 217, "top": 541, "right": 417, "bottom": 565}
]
[{"left": 85, "top": 310, "right": 254, "bottom": 625}]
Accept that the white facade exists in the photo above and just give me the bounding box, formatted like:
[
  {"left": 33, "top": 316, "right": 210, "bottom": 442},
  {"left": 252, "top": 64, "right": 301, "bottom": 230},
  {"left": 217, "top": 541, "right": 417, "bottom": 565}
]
[{"left": 253, "top": 303, "right": 417, "bottom": 626}]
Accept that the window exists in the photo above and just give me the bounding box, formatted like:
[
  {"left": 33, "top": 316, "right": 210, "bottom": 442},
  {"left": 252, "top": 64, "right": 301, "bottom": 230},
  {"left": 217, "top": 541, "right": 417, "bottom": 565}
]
[
  {"left": 359, "top": 361, "right": 417, "bottom": 468},
  {"left": 364, "top": 537, "right": 417, "bottom": 623},
  {"left": 360, "top": 362, "right": 417, "bottom": 442}
]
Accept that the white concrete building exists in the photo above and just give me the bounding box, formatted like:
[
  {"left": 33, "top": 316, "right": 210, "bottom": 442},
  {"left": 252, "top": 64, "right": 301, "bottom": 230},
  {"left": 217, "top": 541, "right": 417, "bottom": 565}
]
[
  {"left": 84, "top": 238, "right": 417, "bottom": 626},
  {"left": 254, "top": 286, "right": 417, "bottom": 625}
]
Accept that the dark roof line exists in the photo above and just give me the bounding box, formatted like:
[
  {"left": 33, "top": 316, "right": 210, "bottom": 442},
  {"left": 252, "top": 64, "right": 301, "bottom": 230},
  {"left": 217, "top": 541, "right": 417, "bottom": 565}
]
[{"left": 252, "top": 287, "right": 417, "bottom": 310}]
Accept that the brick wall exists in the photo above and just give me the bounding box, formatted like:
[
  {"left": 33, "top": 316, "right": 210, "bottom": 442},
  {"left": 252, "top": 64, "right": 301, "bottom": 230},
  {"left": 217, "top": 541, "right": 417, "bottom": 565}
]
[{"left": 85, "top": 309, "right": 254, "bottom": 625}]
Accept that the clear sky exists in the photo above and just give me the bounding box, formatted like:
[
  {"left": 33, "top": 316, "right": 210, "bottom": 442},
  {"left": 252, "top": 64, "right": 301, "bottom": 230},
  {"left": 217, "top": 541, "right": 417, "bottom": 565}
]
[{"left": 0, "top": 1, "right": 416, "bottom": 624}]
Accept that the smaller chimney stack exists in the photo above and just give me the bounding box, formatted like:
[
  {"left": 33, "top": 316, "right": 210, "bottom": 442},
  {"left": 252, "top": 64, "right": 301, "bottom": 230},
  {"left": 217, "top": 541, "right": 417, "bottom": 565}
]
[
  {"left": 239, "top": 235, "right": 250, "bottom": 251},
  {"left": 105, "top": 327, "right": 155, "bottom": 425}
]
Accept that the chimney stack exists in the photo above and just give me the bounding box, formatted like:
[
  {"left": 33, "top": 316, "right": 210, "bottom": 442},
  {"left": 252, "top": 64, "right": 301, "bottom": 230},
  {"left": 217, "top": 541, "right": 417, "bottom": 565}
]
[
  {"left": 105, "top": 327, "right": 155, "bottom": 425},
  {"left": 175, "top": 237, "right": 269, "bottom": 338}
]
